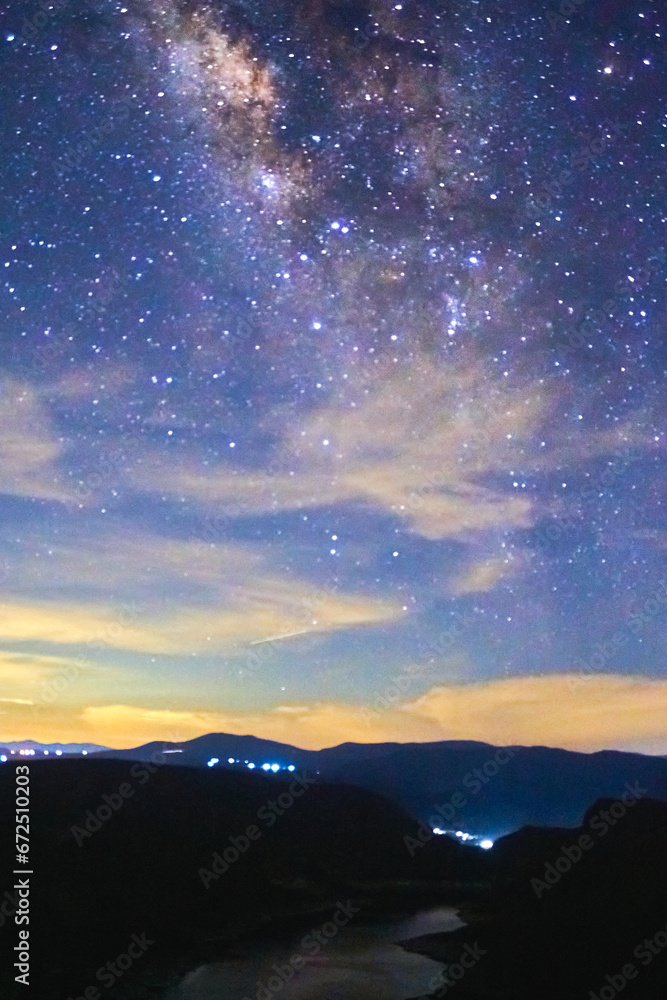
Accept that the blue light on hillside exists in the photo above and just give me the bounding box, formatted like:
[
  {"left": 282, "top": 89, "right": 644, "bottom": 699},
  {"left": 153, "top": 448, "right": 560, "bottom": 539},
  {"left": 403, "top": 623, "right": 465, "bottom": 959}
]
[
  {"left": 0, "top": 755, "right": 6, "bottom": 762},
  {"left": 432, "top": 828, "right": 494, "bottom": 849},
  {"left": 213, "top": 757, "right": 298, "bottom": 773},
  {"left": 207, "top": 757, "right": 220, "bottom": 767}
]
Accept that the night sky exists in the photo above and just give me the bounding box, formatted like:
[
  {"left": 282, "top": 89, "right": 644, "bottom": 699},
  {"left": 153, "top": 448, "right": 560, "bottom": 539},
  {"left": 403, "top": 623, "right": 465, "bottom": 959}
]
[{"left": 1, "top": 0, "right": 665, "bottom": 752}]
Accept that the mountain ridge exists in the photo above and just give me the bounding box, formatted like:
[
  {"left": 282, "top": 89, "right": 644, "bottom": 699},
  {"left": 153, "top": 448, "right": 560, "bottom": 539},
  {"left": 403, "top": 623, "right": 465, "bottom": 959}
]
[{"left": 84, "top": 734, "right": 667, "bottom": 836}]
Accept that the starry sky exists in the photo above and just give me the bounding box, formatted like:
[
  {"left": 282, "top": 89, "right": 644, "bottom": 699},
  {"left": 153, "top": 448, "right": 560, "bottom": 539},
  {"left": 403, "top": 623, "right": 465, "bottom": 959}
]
[{"left": 0, "top": 0, "right": 665, "bottom": 753}]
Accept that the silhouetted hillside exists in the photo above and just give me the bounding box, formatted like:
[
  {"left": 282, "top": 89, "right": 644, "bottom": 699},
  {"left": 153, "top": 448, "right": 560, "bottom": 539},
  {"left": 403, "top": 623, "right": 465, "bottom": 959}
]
[
  {"left": 404, "top": 796, "right": 667, "bottom": 999},
  {"left": 0, "top": 757, "right": 485, "bottom": 1000},
  {"left": 91, "top": 735, "right": 667, "bottom": 835}
]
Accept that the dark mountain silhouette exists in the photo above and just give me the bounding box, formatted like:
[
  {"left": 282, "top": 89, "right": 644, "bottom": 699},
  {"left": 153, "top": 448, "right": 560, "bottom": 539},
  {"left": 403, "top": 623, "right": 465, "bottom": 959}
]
[
  {"left": 0, "top": 757, "right": 486, "bottom": 1000},
  {"left": 91, "top": 734, "right": 667, "bottom": 836},
  {"left": 403, "top": 797, "right": 667, "bottom": 999},
  {"left": 1, "top": 756, "right": 665, "bottom": 1000},
  {"left": 318, "top": 741, "right": 667, "bottom": 836},
  {"left": 92, "top": 731, "right": 310, "bottom": 768}
]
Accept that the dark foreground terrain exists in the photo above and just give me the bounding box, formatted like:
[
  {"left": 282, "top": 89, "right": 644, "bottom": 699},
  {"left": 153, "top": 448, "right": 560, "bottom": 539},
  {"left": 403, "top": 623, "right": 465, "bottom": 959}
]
[
  {"left": 0, "top": 759, "right": 665, "bottom": 1000},
  {"left": 403, "top": 796, "right": 667, "bottom": 999},
  {"left": 0, "top": 758, "right": 485, "bottom": 999}
]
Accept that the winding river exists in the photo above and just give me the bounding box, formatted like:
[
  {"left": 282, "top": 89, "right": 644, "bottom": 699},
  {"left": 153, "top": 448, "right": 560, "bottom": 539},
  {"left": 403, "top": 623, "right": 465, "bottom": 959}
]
[{"left": 164, "top": 906, "right": 461, "bottom": 1000}]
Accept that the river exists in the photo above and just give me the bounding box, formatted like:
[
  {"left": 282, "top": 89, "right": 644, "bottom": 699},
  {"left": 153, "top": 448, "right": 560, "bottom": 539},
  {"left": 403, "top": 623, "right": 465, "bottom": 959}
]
[{"left": 163, "top": 906, "right": 462, "bottom": 1000}]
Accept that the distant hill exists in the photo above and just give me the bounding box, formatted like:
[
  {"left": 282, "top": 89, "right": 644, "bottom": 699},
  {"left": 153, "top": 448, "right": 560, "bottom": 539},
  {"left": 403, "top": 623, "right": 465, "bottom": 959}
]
[
  {"left": 10, "top": 733, "right": 667, "bottom": 835},
  {"left": 91, "top": 731, "right": 314, "bottom": 767},
  {"left": 317, "top": 741, "right": 667, "bottom": 837},
  {"left": 90, "top": 735, "right": 667, "bottom": 836},
  {"left": 0, "top": 739, "right": 109, "bottom": 755}
]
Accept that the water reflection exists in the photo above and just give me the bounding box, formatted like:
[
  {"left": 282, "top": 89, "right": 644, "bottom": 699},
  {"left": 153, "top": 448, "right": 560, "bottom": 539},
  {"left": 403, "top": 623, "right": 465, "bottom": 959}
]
[{"left": 166, "top": 907, "right": 462, "bottom": 1000}]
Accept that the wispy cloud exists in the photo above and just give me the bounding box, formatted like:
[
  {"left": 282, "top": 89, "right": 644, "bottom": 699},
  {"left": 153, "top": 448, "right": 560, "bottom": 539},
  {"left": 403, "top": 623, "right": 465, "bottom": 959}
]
[
  {"left": 125, "top": 355, "right": 650, "bottom": 547},
  {"left": 448, "top": 555, "right": 525, "bottom": 596},
  {"left": 0, "top": 379, "right": 73, "bottom": 503},
  {"left": 0, "top": 650, "right": 88, "bottom": 703},
  {"left": 14, "top": 674, "right": 667, "bottom": 754},
  {"left": 0, "top": 588, "right": 399, "bottom": 656},
  {"left": 127, "top": 356, "right": 541, "bottom": 539},
  {"left": 46, "top": 361, "right": 138, "bottom": 402}
]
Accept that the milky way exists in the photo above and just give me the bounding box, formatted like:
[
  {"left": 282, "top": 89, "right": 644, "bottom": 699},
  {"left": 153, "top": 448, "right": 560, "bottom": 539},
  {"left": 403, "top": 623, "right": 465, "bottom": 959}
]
[{"left": 0, "top": 0, "right": 665, "bottom": 751}]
